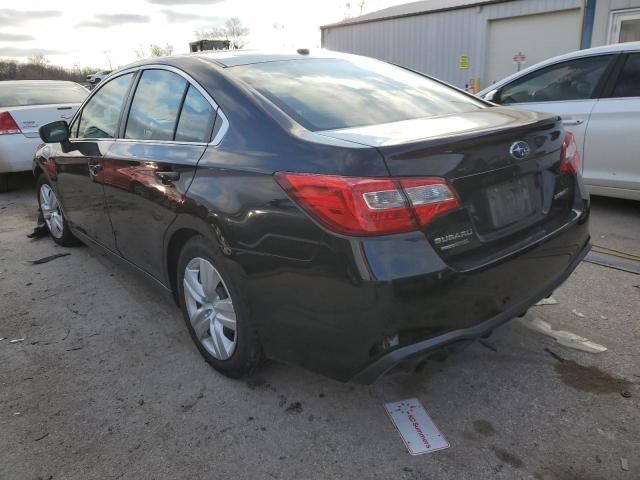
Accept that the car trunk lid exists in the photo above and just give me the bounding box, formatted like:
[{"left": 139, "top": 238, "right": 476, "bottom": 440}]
[
  {"left": 318, "top": 107, "right": 577, "bottom": 269},
  {"left": 6, "top": 104, "right": 79, "bottom": 138}
]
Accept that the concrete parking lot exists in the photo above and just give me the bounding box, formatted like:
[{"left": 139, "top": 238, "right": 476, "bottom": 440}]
[{"left": 1, "top": 173, "right": 639, "bottom": 480}]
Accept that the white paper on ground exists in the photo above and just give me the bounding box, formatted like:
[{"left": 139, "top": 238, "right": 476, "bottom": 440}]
[
  {"left": 519, "top": 317, "right": 607, "bottom": 353},
  {"left": 535, "top": 296, "right": 558, "bottom": 306},
  {"left": 385, "top": 398, "right": 449, "bottom": 455}
]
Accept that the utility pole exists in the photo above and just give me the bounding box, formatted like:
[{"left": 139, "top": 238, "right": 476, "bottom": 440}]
[{"left": 104, "top": 50, "right": 113, "bottom": 70}]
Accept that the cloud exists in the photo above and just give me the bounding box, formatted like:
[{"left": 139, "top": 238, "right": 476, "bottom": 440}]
[
  {"left": 0, "top": 8, "right": 61, "bottom": 26},
  {"left": 161, "top": 9, "right": 225, "bottom": 24},
  {"left": 148, "top": 0, "right": 223, "bottom": 4},
  {"left": 78, "top": 14, "right": 150, "bottom": 28},
  {"left": 0, "top": 47, "right": 63, "bottom": 58},
  {"left": 0, "top": 33, "right": 34, "bottom": 42}
]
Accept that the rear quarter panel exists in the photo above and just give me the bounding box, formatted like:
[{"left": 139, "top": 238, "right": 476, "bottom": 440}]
[{"left": 0, "top": 134, "right": 40, "bottom": 173}]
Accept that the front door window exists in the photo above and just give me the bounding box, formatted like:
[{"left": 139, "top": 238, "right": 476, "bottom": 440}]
[{"left": 497, "top": 55, "right": 613, "bottom": 105}]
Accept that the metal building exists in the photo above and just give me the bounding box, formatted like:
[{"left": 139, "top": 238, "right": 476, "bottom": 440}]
[{"left": 321, "top": 0, "right": 640, "bottom": 89}]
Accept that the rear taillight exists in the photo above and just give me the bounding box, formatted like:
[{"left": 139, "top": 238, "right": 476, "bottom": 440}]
[
  {"left": 0, "top": 111, "right": 21, "bottom": 135},
  {"left": 274, "top": 173, "right": 459, "bottom": 236},
  {"left": 560, "top": 131, "right": 580, "bottom": 174}
]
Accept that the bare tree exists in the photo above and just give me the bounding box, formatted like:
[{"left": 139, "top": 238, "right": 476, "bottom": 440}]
[
  {"left": 344, "top": 2, "right": 352, "bottom": 18},
  {"left": 135, "top": 43, "right": 174, "bottom": 59},
  {"left": 194, "top": 27, "right": 228, "bottom": 41},
  {"left": 344, "top": 0, "right": 366, "bottom": 18},
  {"left": 150, "top": 43, "right": 174, "bottom": 57},
  {"left": 0, "top": 59, "right": 98, "bottom": 82},
  {"left": 194, "top": 18, "right": 249, "bottom": 50},
  {"left": 224, "top": 18, "right": 249, "bottom": 49},
  {"left": 27, "top": 54, "right": 49, "bottom": 67}
]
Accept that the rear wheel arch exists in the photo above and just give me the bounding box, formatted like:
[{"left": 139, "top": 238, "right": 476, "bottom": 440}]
[
  {"left": 33, "top": 164, "right": 44, "bottom": 180},
  {"left": 166, "top": 228, "right": 202, "bottom": 304}
]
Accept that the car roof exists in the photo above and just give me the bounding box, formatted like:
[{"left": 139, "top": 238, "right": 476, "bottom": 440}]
[
  {"left": 156, "top": 49, "right": 351, "bottom": 68},
  {"left": 479, "top": 41, "right": 640, "bottom": 94}
]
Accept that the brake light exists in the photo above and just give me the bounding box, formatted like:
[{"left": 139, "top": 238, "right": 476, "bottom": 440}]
[
  {"left": 560, "top": 131, "right": 580, "bottom": 174},
  {"left": 274, "top": 173, "right": 459, "bottom": 236},
  {"left": 0, "top": 111, "right": 21, "bottom": 135}
]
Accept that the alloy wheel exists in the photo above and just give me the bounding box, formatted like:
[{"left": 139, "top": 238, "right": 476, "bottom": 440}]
[
  {"left": 183, "top": 257, "right": 237, "bottom": 360},
  {"left": 39, "top": 184, "right": 64, "bottom": 239}
]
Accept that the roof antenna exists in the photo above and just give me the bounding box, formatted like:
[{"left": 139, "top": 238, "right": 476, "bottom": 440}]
[{"left": 297, "top": 48, "right": 310, "bottom": 55}]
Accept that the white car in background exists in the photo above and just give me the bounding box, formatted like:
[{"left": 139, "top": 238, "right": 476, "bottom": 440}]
[
  {"left": 0, "top": 80, "right": 88, "bottom": 192},
  {"left": 85, "top": 70, "right": 112, "bottom": 85},
  {"left": 479, "top": 42, "right": 640, "bottom": 201}
]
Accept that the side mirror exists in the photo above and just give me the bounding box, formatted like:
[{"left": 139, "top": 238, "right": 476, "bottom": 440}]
[
  {"left": 483, "top": 89, "right": 499, "bottom": 103},
  {"left": 39, "top": 120, "right": 69, "bottom": 144}
]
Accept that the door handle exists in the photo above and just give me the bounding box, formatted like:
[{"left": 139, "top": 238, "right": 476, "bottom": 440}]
[
  {"left": 562, "top": 119, "right": 584, "bottom": 126},
  {"left": 155, "top": 171, "right": 180, "bottom": 185}
]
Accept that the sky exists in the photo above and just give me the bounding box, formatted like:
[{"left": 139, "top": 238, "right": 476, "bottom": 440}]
[{"left": 0, "top": 0, "right": 407, "bottom": 70}]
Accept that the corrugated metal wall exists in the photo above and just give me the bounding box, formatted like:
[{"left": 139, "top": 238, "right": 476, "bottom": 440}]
[{"left": 322, "top": 0, "right": 583, "bottom": 88}]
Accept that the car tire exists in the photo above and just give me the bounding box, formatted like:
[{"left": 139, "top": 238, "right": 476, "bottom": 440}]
[
  {"left": 0, "top": 173, "right": 8, "bottom": 193},
  {"left": 36, "top": 173, "right": 79, "bottom": 247},
  {"left": 177, "top": 235, "right": 263, "bottom": 378}
]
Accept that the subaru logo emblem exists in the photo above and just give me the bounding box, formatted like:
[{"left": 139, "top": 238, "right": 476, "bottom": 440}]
[{"left": 509, "top": 141, "right": 530, "bottom": 160}]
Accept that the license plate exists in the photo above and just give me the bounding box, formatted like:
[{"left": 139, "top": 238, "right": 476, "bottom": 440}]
[{"left": 486, "top": 175, "right": 538, "bottom": 228}]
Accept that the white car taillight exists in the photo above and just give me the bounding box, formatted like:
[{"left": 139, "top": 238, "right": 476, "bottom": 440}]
[{"left": 0, "top": 111, "right": 21, "bottom": 135}]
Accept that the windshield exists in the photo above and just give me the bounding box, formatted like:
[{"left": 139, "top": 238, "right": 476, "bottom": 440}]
[
  {"left": 232, "top": 57, "right": 485, "bottom": 131},
  {"left": 0, "top": 82, "right": 88, "bottom": 107}
]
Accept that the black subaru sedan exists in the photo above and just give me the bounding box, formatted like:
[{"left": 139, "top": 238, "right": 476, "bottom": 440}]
[{"left": 34, "top": 50, "right": 590, "bottom": 383}]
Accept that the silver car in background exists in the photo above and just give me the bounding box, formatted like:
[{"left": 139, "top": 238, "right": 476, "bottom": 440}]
[
  {"left": 0, "top": 80, "right": 88, "bottom": 192},
  {"left": 479, "top": 42, "right": 640, "bottom": 201}
]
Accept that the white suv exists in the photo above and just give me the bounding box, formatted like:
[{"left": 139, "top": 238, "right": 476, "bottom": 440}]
[
  {"left": 86, "top": 70, "right": 112, "bottom": 85},
  {"left": 479, "top": 42, "right": 640, "bottom": 201}
]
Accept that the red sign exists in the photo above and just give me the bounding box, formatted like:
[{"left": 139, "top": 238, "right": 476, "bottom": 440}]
[{"left": 513, "top": 51, "right": 527, "bottom": 63}]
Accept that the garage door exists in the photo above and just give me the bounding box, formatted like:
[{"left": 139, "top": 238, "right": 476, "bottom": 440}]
[{"left": 485, "top": 9, "right": 581, "bottom": 87}]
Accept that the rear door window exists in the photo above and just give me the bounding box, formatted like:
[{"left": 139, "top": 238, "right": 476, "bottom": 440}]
[
  {"left": 77, "top": 73, "right": 134, "bottom": 139},
  {"left": 611, "top": 53, "right": 640, "bottom": 98},
  {"left": 125, "top": 69, "right": 187, "bottom": 141},
  {"left": 232, "top": 58, "right": 484, "bottom": 131},
  {"left": 498, "top": 55, "right": 613, "bottom": 104},
  {"left": 175, "top": 86, "right": 215, "bottom": 142}
]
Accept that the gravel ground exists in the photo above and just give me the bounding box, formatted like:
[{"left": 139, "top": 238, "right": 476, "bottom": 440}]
[{"left": 1, "top": 173, "right": 639, "bottom": 480}]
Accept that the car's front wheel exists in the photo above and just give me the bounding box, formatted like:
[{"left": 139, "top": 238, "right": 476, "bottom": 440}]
[
  {"left": 37, "top": 174, "right": 78, "bottom": 246},
  {"left": 177, "top": 236, "right": 263, "bottom": 378}
]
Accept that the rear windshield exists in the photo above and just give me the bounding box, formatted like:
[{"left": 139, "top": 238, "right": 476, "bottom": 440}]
[
  {"left": 233, "top": 58, "right": 485, "bottom": 131},
  {"left": 0, "top": 82, "right": 88, "bottom": 107}
]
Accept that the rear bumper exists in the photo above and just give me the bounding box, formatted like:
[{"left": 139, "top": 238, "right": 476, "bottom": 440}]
[
  {"left": 245, "top": 206, "right": 590, "bottom": 383},
  {"left": 0, "top": 134, "right": 39, "bottom": 173},
  {"left": 228, "top": 168, "right": 591, "bottom": 383},
  {"left": 350, "top": 240, "right": 590, "bottom": 384}
]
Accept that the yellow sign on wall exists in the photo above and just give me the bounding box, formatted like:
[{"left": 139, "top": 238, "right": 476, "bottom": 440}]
[{"left": 459, "top": 54, "right": 469, "bottom": 69}]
